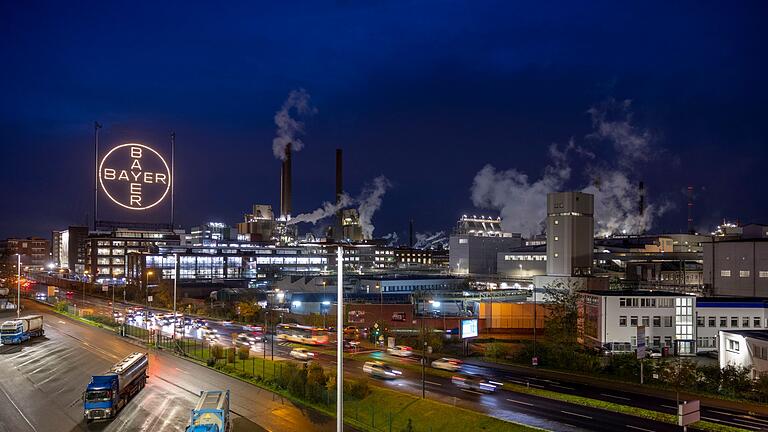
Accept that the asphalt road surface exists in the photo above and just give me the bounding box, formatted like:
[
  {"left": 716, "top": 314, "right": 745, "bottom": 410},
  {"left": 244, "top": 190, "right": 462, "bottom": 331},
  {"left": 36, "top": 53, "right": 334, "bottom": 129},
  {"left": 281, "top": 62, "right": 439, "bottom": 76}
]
[{"left": 0, "top": 300, "right": 334, "bottom": 432}]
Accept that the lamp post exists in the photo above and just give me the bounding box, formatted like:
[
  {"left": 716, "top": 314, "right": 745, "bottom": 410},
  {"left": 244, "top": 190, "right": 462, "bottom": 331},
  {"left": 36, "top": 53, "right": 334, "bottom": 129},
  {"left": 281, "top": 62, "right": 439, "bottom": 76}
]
[
  {"left": 16, "top": 254, "right": 21, "bottom": 318},
  {"left": 172, "top": 253, "right": 178, "bottom": 339},
  {"left": 145, "top": 270, "right": 154, "bottom": 323},
  {"left": 336, "top": 246, "right": 344, "bottom": 432},
  {"left": 82, "top": 270, "right": 90, "bottom": 306}
]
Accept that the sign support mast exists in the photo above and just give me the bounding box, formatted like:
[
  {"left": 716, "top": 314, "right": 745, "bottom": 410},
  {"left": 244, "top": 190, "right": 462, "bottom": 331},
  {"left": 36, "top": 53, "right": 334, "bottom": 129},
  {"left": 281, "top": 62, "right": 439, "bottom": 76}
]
[
  {"left": 170, "top": 131, "right": 175, "bottom": 230},
  {"left": 94, "top": 121, "right": 101, "bottom": 229},
  {"left": 336, "top": 246, "right": 344, "bottom": 431}
]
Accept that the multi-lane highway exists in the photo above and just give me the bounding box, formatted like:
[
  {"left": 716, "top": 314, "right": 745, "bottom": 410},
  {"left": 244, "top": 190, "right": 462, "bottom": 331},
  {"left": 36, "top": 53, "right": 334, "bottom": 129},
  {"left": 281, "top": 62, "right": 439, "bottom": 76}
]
[
  {"left": 15, "top": 284, "right": 768, "bottom": 431},
  {"left": 0, "top": 300, "right": 334, "bottom": 432}
]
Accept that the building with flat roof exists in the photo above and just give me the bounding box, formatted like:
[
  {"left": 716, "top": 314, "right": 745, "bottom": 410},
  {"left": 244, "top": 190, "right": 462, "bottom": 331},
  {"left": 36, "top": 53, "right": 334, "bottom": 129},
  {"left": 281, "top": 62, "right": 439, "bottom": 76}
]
[
  {"left": 546, "top": 191, "right": 594, "bottom": 277},
  {"left": 52, "top": 226, "right": 89, "bottom": 273},
  {"left": 578, "top": 290, "right": 696, "bottom": 355},
  {"left": 719, "top": 330, "right": 768, "bottom": 379},
  {"left": 1, "top": 237, "right": 51, "bottom": 270},
  {"left": 703, "top": 238, "right": 768, "bottom": 297}
]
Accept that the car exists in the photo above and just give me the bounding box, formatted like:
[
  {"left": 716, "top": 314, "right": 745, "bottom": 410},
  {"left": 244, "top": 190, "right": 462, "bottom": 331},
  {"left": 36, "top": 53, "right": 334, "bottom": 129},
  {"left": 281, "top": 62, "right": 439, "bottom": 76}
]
[
  {"left": 387, "top": 345, "right": 413, "bottom": 357},
  {"left": 362, "top": 361, "right": 402, "bottom": 379},
  {"left": 243, "top": 325, "right": 262, "bottom": 332},
  {"left": 343, "top": 340, "right": 361, "bottom": 350},
  {"left": 201, "top": 325, "right": 217, "bottom": 334},
  {"left": 451, "top": 375, "right": 497, "bottom": 393},
  {"left": 344, "top": 326, "right": 359, "bottom": 334},
  {"left": 234, "top": 334, "right": 256, "bottom": 348},
  {"left": 290, "top": 348, "right": 315, "bottom": 361},
  {"left": 431, "top": 357, "right": 463, "bottom": 372},
  {"left": 647, "top": 349, "right": 662, "bottom": 359}
]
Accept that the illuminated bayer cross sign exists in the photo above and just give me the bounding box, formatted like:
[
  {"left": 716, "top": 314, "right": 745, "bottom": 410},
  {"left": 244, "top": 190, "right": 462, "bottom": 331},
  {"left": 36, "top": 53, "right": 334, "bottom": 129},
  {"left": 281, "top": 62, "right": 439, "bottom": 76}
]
[{"left": 98, "top": 143, "right": 171, "bottom": 210}]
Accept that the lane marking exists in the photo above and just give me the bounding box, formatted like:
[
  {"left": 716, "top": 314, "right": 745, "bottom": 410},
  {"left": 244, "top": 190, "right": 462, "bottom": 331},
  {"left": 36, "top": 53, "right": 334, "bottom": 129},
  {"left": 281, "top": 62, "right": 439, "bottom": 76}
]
[
  {"left": 425, "top": 380, "right": 442, "bottom": 386},
  {"left": 661, "top": 404, "right": 677, "bottom": 410},
  {"left": 460, "top": 389, "right": 484, "bottom": 395},
  {"left": 560, "top": 411, "right": 592, "bottom": 419},
  {"left": 626, "top": 425, "right": 653, "bottom": 432},
  {"left": 702, "top": 417, "right": 760, "bottom": 431},
  {"left": 600, "top": 393, "right": 631, "bottom": 401},
  {"left": 551, "top": 384, "right": 575, "bottom": 390},
  {"left": 0, "top": 383, "right": 37, "bottom": 431},
  {"left": 506, "top": 398, "right": 533, "bottom": 406}
]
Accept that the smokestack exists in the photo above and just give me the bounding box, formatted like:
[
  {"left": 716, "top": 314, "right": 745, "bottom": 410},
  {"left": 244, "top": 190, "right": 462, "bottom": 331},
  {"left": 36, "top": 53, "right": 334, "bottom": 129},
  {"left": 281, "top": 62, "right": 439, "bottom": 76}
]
[
  {"left": 281, "top": 143, "right": 292, "bottom": 218},
  {"left": 638, "top": 181, "right": 645, "bottom": 217},
  {"left": 687, "top": 185, "right": 694, "bottom": 234},
  {"left": 336, "top": 149, "right": 343, "bottom": 204},
  {"left": 409, "top": 219, "right": 414, "bottom": 248}
]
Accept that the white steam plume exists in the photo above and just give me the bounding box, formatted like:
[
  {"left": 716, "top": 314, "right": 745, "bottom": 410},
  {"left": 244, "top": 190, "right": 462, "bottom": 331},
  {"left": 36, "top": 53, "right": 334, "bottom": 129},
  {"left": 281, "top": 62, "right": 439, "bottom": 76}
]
[
  {"left": 358, "top": 176, "right": 392, "bottom": 239},
  {"left": 288, "top": 193, "right": 352, "bottom": 225},
  {"left": 584, "top": 99, "right": 669, "bottom": 235},
  {"left": 414, "top": 231, "right": 448, "bottom": 250},
  {"left": 382, "top": 232, "right": 400, "bottom": 247},
  {"left": 272, "top": 88, "right": 317, "bottom": 160},
  {"left": 470, "top": 98, "right": 670, "bottom": 237},
  {"left": 471, "top": 141, "right": 575, "bottom": 237}
]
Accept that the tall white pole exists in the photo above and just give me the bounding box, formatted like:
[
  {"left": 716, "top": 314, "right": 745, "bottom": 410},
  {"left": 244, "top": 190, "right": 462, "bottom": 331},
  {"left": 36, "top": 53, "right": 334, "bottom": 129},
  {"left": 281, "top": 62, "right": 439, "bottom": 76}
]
[
  {"left": 336, "top": 246, "right": 343, "bottom": 431},
  {"left": 17, "top": 254, "right": 21, "bottom": 318},
  {"left": 173, "top": 253, "right": 178, "bottom": 338}
]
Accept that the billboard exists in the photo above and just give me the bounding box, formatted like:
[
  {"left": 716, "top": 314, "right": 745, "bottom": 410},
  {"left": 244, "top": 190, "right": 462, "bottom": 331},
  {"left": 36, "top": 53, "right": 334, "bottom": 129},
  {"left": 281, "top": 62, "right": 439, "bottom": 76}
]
[{"left": 461, "top": 319, "right": 478, "bottom": 339}]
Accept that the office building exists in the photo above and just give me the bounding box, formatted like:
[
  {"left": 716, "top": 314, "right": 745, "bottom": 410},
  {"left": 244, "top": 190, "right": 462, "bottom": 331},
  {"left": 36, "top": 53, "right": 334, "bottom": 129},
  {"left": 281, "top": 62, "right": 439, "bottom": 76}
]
[
  {"left": 0, "top": 237, "right": 51, "bottom": 269},
  {"left": 52, "top": 226, "right": 89, "bottom": 273},
  {"left": 719, "top": 330, "right": 768, "bottom": 379},
  {"left": 86, "top": 225, "right": 181, "bottom": 282},
  {"left": 188, "top": 222, "right": 238, "bottom": 246}
]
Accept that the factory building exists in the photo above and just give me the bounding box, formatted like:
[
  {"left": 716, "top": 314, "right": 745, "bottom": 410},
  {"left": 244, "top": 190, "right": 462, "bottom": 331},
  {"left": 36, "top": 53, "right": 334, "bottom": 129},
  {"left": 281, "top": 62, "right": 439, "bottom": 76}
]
[
  {"left": 497, "top": 245, "right": 547, "bottom": 278},
  {"left": 237, "top": 204, "right": 277, "bottom": 242},
  {"left": 359, "top": 275, "right": 467, "bottom": 294},
  {"left": 703, "top": 238, "right": 768, "bottom": 297},
  {"left": 188, "top": 222, "right": 239, "bottom": 246},
  {"left": 546, "top": 191, "right": 594, "bottom": 277},
  {"left": 52, "top": 226, "right": 89, "bottom": 273},
  {"left": 449, "top": 215, "right": 523, "bottom": 275}
]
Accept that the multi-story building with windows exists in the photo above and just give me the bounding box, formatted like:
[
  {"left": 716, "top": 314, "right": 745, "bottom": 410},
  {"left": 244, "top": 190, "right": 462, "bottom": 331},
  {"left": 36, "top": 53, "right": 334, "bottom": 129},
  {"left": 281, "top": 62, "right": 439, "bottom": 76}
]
[
  {"left": 703, "top": 238, "right": 768, "bottom": 297},
  {"left": 52, "top": 226, "right": 89, "bottom": 273},
  {"left": 86, "top": 227, "right": 181, "bottom": 282},
  {"left": 695, "top": 297, "right": 768, "bottom": 352},
  {"left": 1, "top": 237, "right": 51, "bottom": 269},
  {"left": 578, "top": 290, "right": 696, "bottom": 355}
]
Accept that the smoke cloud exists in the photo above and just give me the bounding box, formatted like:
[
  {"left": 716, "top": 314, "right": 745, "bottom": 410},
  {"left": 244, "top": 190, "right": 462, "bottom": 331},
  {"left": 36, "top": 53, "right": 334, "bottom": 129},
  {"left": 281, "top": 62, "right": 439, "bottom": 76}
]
[
  {"left": 357, "top": 176, "right": 391, "bottom": 239},
  {"left": 382, "top": 232, "right": 400, "bottom": 247},
  {"left": 414, "top": 231, "right": 448, "bottom": 250},
  {"left": 288, "top": 193, "right": 352, "bottom": 225},
  {"left": 470, "top": 99, "right": 669, "bottom": 237},
  {"left": 272, "top": 89, "right": 317, "bottom": 160},
  {"left": 471, "top": 141, "right": 575, "bottom": 236}
]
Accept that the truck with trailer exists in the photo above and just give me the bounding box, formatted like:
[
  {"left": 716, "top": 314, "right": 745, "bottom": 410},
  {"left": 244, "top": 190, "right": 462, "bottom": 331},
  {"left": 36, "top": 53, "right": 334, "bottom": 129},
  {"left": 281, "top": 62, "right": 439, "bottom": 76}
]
[
  {"left": 83, "top": 352, "right": 149, "bottom": 422},
  {"left": 0, "top": 315, "right": 44, "bottom": 344},
  {"left": 185, "top": 389, "right": 231, "bottom": 432}
]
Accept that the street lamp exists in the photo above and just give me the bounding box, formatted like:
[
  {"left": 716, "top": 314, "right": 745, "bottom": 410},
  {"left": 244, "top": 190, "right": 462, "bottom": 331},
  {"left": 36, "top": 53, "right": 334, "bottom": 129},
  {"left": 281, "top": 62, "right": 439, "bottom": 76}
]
[
  {"left": 83, "top": 270, "right": 90, "bottom": 305},
  {"left": 145, "top": 270, "right": 154, "bottom": 323},
  {"left": 16, "top": 254, "right": 21, "bottom": 318}
]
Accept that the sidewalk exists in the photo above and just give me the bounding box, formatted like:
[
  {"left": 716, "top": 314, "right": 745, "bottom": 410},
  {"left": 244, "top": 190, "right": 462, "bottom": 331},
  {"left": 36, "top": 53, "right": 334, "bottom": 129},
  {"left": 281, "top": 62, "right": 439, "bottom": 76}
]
[{"left": 464, "top": 356, "right": 768, "bottom": 416}]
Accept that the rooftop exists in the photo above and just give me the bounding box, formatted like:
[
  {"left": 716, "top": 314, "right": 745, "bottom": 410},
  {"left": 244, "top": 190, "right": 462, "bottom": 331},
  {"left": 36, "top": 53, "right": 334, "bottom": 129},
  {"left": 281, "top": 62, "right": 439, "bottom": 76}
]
[
  {"left": 721, "top": 330, "right": 768, "bottom": 342},
  {"left": 583, "top": 290, "right": 693, "bottom": 297}
]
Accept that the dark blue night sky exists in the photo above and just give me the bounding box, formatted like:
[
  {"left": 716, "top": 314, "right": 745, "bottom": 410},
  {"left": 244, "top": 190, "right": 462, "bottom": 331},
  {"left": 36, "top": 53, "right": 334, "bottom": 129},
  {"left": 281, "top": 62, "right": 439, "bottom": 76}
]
[{"left": 1, "top": 1, "right": 766, "bottom": 240}]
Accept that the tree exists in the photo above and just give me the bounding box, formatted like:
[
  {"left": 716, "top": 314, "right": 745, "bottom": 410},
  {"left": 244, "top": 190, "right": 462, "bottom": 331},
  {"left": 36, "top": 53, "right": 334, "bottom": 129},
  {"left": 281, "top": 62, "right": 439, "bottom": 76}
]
[
  {"left": 661, "top": 358, "right": 698, "bottom": 404},
  {"left": 542, "top": 279, "right": 582, "bottom": 345},
  {"left": 235, "top": 301, "right": 262, "bottom": 323}
]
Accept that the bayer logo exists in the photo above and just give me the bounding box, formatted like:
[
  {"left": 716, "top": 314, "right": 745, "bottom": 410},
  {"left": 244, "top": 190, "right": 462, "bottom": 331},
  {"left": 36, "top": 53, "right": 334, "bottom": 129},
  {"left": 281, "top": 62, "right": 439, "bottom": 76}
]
[{"left": 98, "top": 143, "right": 171, "bottom": 210}]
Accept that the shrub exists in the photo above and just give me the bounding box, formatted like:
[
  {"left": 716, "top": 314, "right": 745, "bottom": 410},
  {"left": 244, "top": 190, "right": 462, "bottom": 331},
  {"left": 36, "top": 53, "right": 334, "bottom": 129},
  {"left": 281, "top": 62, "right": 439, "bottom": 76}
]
[
  {"left": 484, "top": 342, "right": 511, "bottom": 359},
  {"left": 211, "top": 344, "right": 225, "bottom": 359},
  {"left": 346, "top": 379, "right": 371, "bottom": 400},
  {"left": 55, "top": 300, "right": 68, "bottom": 312},
  {"left": 238, "top": 346, "right": 250, "bottom": 360},
  {"left": 206, "top": 357, "right": 216, "bottom": 367},
  {"left": 226, "top": 348, "right": 236, "bottom": 363}
]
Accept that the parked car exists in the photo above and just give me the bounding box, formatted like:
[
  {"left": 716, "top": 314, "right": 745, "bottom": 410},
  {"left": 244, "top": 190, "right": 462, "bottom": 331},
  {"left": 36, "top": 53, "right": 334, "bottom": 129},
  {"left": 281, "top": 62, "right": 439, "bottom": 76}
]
[
  {"left": 647, "top": 348, "right": 662, "bottom": 359},
  {"left": 387, "top": 345, "right": 413, "bottom": 357},
  {"left": 234, "top": 334, "right": 256, "bottom": 348},
  {"left": 451, "top": 375, "right": 497, "bottom": 393},
  {"left": 363, "top": 361, "right": 402, "bottom": 379},
  {"left": 290, "top": 348, "right": 315, "bottom": 361},
  {"left": 431, "top": 357, "right": 463, "bottom": 372}
]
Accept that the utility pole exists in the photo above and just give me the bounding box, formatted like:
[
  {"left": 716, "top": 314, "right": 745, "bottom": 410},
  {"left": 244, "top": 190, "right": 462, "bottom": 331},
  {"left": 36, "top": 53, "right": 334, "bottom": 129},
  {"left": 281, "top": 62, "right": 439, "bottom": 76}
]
[
  {"left": 173, "top": 253, "right": 178, "bottom": 339},
  {"left": 336, "top": 246, "right": 344, "bottom": 431},
  {"left": 421, "top": 312, "right": 426, "bottom": 399},
  {"left": 16, "top": 254, "right": 21, "bottom": 318}
]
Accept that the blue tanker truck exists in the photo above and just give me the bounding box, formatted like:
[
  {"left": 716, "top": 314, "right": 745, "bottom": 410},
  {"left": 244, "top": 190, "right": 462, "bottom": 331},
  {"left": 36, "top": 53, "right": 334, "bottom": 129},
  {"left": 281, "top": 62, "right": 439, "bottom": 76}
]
[
  {"left": 0, "top": 315, "right": 44, "bottom": 344},
  {"left": 186, "top": 389, "right": 231, "bottom": 432},
  {"left": 83, "top": 352, "right": 149, "bottom": 422}
]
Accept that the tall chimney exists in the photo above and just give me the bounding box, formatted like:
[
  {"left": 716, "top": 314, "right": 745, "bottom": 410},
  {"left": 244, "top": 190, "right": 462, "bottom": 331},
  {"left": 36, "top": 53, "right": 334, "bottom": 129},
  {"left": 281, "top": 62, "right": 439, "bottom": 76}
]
[
  {"left": 281, "top": 143, "right": 292, "bottom": 218},
  {"left": 638, "top": 181, "right": 645, "bottom": 217},
  {"left": 687, "top": 185, "right": 694, "bottom": 234},
  {"left": 336, "top": 148, "right": 343, "bottom": 204}
]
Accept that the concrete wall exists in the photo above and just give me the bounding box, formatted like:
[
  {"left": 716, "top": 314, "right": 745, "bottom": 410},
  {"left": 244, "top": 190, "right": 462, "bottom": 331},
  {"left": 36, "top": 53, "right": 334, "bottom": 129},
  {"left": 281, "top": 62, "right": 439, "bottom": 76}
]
[{"left": 704, "top": 241, "right": 768, "bottom": 296}]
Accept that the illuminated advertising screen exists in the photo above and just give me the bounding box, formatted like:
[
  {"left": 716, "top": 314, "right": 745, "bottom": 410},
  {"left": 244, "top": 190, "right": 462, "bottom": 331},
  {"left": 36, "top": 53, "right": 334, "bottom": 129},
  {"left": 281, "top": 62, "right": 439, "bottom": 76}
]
[{"left": 461, "top": 319, "right": 478, "bottom": 339}]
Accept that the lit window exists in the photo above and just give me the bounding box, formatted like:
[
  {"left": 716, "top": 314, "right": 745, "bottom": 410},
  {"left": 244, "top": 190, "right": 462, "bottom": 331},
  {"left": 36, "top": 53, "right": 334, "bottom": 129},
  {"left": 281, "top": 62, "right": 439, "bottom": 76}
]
[
  {"left": 760, "top": 271, "right": 768, "bottom": 278},
  {"left": 720, "top": 270, "right": 731, "bottom": 277},
  {"left": 554, "top": 236, "right": 559, "bottom": 241},
  {"left": 740, "top": 270, "right": 750, "bottom": 278},
  {"left": 554, "top": 253, "right": 559, "bottom": 258}
]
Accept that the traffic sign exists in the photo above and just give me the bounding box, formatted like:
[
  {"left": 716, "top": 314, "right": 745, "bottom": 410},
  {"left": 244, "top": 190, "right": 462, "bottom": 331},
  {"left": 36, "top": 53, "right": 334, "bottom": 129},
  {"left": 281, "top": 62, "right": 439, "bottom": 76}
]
[
  {"left": 532, "top": 356, "right": 539, "bottom": 366},
  {"left": 678, "top": 400, "right": 700, "bottom": 427}
]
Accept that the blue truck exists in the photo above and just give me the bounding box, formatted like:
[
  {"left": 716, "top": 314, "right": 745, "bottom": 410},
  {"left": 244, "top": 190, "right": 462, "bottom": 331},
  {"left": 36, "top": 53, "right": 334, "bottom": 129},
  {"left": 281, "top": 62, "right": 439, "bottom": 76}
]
[
  {"left": 0, "top": 315, "right": 44, "bottom": 344},
  {"left": 186, "top": 389, "right": 231, "bottom": 432},
  {"left": 84, "top": 352, "right": 148, "bottom": 422}
]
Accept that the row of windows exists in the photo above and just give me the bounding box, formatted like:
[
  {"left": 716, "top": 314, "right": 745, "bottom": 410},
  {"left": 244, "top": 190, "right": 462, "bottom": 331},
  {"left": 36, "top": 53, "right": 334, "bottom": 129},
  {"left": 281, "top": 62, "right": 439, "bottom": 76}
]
[
  {"left": 619, "top": 298, "right": 676, "bottom": 308},
  {"left": 503, "top": 255, "right": 547, "bottom": 261},
  {"left": 698, "top": 316, "right": 765, "bottom": 329},
  {"left": 720, "top": 270, "right": 768, "bottom": 278},
  {"left": 619, "top": 315, "right": 674, "bottom": 327}
]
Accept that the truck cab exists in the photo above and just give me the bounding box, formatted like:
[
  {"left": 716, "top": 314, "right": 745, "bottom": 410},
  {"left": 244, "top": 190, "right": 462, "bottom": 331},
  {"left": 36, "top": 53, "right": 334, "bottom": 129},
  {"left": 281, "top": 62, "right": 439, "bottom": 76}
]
[
  {"left": 0, "top": 315, "right": 44, "bottom": 345},
  {"left": 84, "top": 376, "right": 119, "bottom": 421}
]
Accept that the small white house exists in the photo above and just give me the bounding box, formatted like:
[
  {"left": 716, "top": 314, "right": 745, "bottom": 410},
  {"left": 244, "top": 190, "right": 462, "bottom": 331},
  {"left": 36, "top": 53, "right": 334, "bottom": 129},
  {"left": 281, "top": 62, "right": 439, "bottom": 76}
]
[{"left": 719, "top": 330, "right": 768, "bottom": 379}]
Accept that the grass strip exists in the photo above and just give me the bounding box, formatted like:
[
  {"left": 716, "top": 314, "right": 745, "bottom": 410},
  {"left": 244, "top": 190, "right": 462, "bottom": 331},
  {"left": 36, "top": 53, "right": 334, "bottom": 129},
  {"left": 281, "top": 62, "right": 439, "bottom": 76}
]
[{"left": 503, "top": 382, "right": 747, "bottom": 432}]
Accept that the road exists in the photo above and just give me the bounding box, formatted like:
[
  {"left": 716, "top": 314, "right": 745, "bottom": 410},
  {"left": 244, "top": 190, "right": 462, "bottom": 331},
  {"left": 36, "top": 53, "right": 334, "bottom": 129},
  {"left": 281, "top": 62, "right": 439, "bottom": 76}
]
[
  {"left": 23, "top": 284, "right": 768, "bottom": 431},
  {"left": 0, "top": 300, "right": 335, "bottom": 432}
]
